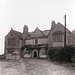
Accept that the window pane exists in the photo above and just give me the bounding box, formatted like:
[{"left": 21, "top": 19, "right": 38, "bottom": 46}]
[
  {"left": 8, "top": 38, "right": 15, "bottom": 46},
  {"left": 53, "top": 34, "right": 62, "bottom": 42}
]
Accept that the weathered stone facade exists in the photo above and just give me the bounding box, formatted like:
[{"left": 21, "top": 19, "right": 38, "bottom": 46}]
[
  {"left": 48, "top": 21, "right": 75, "bottom": 47},
  {"left": 5, "top": 21, "right": 75, "bottom": 59}
]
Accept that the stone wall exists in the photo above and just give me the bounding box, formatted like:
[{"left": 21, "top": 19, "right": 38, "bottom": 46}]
[
  {"left": 48, "top": 25, "right": 75, "bottom": 47},
  {"left": 25, "top": 38, "right": 48, "bottom": 45}
]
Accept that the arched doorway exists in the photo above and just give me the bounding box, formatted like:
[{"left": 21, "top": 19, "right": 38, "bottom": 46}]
[{"left": 34, "top": 52, "right": 37, "bottom": 57}]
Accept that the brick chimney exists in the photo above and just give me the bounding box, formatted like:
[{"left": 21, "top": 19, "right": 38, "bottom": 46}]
[
  {"left": 51, "top": 20, "right": 56, "bottom": 29},
  {"left": 22, "top": 25, "right": 28, "bottom": 39},
  {"left": 23, "top": 25, "right": 28, "bottom": 34}
]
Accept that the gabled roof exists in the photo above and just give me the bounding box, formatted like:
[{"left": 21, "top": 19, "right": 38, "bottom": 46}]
[
  {"left": 48, "top": 22, "right": 64, "bottom": 36},
  {"left": 26, "top": 28, "right": 50, "bottom": 39},
  {"left": 48, "top": 22, "right": 74, "bottom": 36},
  {"left": 6, "top": 29, "right": 22, "bottom": 39},
  {"left": 42, "top": 30, "right": 50, "bottom": 36},
  {"left": 12, "top": 30, "right": 22, "bottom": 39},
  {"left": 28, "top": 27, "right": 44, "bottom": 38},
  {"left": 33, "top": 27, "right": 44, "bottom": 35},
  {"left": 56, "top": 22, "right": 63, "bottom": 26}
]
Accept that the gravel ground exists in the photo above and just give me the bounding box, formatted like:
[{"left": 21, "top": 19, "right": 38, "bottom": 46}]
[{"left": 0, "top": 58, "right": 75, "bottom": 75}]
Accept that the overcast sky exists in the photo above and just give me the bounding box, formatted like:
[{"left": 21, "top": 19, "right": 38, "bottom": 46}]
[{"left": 0, "top": 0, "right": 75, "bottom": 54}]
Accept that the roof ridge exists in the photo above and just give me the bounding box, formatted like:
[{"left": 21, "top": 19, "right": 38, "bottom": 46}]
[
  {"left": 42, "top": 30, "right": 50, "bottom": 31},
  {"left": 11, "top": 29, "right": 22, "bottom": 39},
  {"left": 33, "top": 27, "right": 44, "bottom": 36},
  {"left": 11, "top": 29, "right": 22, "bottom": 34}
]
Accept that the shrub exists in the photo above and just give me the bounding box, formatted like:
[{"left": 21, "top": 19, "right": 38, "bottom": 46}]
[
  {"left": 48, "top": 47, "right": 61, "bottom": 61},
  {"left": 48, "top": 46, "right": 75, "bottom": 62}
]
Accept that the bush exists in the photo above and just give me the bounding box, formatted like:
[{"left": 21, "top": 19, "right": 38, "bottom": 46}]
[
  {"left": 48, "top": 46, "right": 75, "bottom": 62},
  {"left": 48, "top": 47, "right": 61, "bottom": 61}
]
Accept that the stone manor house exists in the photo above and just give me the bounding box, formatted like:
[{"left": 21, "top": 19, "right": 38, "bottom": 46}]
[{"left": 5, "top": 21, "right": 75, "bottom": 59}]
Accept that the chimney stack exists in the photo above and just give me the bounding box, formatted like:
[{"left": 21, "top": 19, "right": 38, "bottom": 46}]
[
  {"left": 22, "top": 25, "right": 28, "bottom": 39},
  {"left": 51, "top": 20, "right": 56, "bottom": 29},
  {"left": 23, "top": 25, "right": 28, "bottom": 34}
]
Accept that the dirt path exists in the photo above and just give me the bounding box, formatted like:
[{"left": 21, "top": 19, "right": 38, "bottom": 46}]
[
  {"left": 0, "top": 59, "right": 75, "bottom": 75},
  {"left": 24, "top": 59, "right": 75, "bottom": 75},
  {"left": 0, "top": 59, "right": 29, "bottom": 75}
]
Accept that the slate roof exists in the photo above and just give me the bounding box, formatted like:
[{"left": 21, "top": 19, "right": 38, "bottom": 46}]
[
  {"left": 42, "top": 30, "right": 50, "bottom": 36},
  {"left": 12, "top": 30, "right": 22, "bottom": 39},
  {"left": 6, "top": 29, "right": 22, "bottom": 39},
  {"left": 27, "top": 27, "right": 50, "bottom": 39},
  {"left": 7, "top": 27, "right": 50, "bottom": 40}
]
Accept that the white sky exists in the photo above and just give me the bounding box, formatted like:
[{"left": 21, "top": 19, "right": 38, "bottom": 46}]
[{"left": 0, "top": 0, "right": 75, "bottom": 54}]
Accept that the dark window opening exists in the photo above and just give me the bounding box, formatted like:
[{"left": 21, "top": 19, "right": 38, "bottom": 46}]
[{"left": 35, "top": 39, "right": 38, "bottom": 44}]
